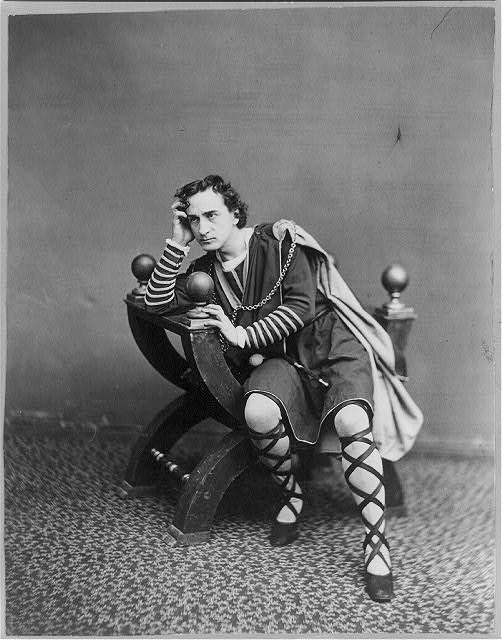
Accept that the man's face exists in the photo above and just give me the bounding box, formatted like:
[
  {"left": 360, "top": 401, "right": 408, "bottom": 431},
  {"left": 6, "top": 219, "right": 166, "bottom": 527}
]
[{"left": 186, "top": 189, "right": 238, "bottom": 252}]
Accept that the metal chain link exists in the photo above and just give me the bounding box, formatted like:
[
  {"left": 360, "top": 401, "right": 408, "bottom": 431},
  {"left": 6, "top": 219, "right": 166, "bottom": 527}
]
[
  {"left": 205, "top": 223, "right": 297, "bottom": 350},
  {"left": 231, "top": 223, "right": 297, "bottom": 325}
]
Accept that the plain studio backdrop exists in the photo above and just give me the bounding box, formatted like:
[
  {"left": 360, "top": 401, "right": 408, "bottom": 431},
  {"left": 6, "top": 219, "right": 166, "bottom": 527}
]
[{"left": 5, "top": 5, "right": 496, "bottom": 455}]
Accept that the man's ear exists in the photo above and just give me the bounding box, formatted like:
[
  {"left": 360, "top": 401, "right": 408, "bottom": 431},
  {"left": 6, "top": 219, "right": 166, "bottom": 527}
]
[{"left": 232, "top": 211, "right": 239, "bottom": 226}]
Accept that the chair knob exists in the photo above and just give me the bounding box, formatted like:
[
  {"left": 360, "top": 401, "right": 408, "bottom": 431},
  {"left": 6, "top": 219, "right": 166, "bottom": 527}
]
[
  {"left": 129, "top": 254, "right": 156, "bottom": 300},
  {"left": 186, "top": 271, "right": 215, "bottom": 318},
  {"left": 131, "top": 254, "right": 156, "bottom": 284},
  {"left": 381, "top": 264, "right": 409, "bottom": 311},
  {"left": 186, "top": 271, "right": 214, "bottom": 303}
]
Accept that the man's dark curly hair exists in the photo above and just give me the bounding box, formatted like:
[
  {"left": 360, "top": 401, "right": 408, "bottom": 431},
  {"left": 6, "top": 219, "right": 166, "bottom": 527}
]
[{"left": 174, "top": 175, "right": 248, "bottom": 228}]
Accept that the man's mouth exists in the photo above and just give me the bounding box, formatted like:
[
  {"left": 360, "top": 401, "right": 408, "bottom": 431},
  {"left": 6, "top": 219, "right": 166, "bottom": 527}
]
[{"left": 199, "top": 238, "right": 215, "bottom": 243}]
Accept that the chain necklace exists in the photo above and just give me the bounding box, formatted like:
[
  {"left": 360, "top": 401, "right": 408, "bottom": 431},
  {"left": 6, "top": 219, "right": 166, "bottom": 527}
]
[
  {"left": 208, "top": 223, "right": 297, "bottom": 351},
  {"left": 231, "top": 223, "right": 297, "bottom": 325}
]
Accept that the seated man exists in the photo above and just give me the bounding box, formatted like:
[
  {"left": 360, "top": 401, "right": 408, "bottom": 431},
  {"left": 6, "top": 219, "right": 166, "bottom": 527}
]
[{"left": 145, "top": 174, "right": 423, "bottom": 602}]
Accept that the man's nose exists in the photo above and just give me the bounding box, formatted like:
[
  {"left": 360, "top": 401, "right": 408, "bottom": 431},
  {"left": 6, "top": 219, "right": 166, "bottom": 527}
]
[{"left": 199, "top": 218, "right": 210, "bottom": 236}]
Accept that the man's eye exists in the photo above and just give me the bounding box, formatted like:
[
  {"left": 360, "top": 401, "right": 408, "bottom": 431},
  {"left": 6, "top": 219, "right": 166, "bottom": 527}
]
[{"left": 188, "top": 217, "right": 198, "bottom": 224}]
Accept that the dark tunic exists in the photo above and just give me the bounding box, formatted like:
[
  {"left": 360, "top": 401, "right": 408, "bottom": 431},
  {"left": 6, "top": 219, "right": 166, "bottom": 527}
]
[{"left": 162, "top": 223, "right": 373, "bottom": 445}]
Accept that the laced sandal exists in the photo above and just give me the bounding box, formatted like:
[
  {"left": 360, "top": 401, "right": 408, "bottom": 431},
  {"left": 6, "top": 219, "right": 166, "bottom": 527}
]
[
  {"left": 364, "top": 535, "right": 394, "bottom": 602},
  {"left": 269, "top": 471, "right": 303, "bottom": 546},
  {"left": 361, "top": 502, "right": 393, "bottom": 602},
  {"left": 340, "top": 426, "right": 394, "bottom": 602},
  {"left": 248, "top": 422, "right": 303, "bottom": 547}
]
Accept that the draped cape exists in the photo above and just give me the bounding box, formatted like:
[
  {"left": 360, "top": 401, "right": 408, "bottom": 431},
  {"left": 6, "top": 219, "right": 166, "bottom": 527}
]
[{"left": 272, "top": 220, "right": 424, "bottom": 461}]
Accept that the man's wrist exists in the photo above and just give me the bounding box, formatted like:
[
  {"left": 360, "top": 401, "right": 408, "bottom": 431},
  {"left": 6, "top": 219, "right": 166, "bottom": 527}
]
[
  {"left": 166, "top": 238, "right": 191, "bottom": 255},
  {"left": 235, "top": 326, "right": 247, "bottom": 349}
]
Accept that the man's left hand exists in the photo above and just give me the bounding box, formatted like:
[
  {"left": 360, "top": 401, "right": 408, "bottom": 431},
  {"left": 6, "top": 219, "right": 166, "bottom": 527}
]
[{"left": 203, "top": 304, "right": 239, "bottom": 346}]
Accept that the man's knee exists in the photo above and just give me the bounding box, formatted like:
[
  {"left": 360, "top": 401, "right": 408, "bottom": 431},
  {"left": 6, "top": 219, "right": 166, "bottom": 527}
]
[
  {"left": 244, "top": 393, "right": 282, "bottom": 433},
  {"left": 334, "top": 403, "right": 370, "bottom": 438}
]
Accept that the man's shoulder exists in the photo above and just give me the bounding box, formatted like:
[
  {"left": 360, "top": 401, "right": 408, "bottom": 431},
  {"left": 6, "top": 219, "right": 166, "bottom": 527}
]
[
  {"left": 252, "top": 222, "right": 274, "bottom": 237},
  {"left": 253, "top": 220, "right": 296, "bottom": 242}
]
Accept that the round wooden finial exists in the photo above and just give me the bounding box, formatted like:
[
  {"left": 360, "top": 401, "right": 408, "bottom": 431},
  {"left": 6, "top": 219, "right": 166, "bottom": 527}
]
[
  {"left": 129, "top": 254, "right": 156, "bottom": 300},
  {"left": 131, "top": 254, "right": 156, "bottom": 283},
  {"left": 186, "top": 271, "right": 214, "bottom": 318},
  {"left": 381, "top": 264, "right": 409, "bottom": 310},
  {"left": 186, "top": 271, "right": 214, "bottom": 303}
]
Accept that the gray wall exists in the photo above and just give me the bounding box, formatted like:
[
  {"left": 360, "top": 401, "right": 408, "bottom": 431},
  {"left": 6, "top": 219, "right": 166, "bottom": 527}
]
[{"left": 6, "top": 7, "right": 496, "bottom": 453}]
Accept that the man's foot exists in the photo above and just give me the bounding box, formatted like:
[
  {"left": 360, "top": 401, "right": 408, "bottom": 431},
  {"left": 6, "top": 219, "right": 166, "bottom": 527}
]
[
  {"left": 269, "top": 478, "right": 303, "bottom": 547},
  {"left": 269, "top": 520, "right": 299, "bottom": 547},
  {"left": 364, "top": 535, "right": 394, "bottom": 602},
  {"left": 365, "top": 571, "right": 394, "bottom": 602}
]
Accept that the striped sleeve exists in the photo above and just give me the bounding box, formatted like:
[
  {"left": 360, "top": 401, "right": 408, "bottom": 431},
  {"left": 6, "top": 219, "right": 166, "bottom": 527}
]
[
  {"left": 235, "top": 235, "right": 316, "bottom": 350},
  {"left": 144, "top": 240, "right": 190, "bottom": 313},
  {"left": 238, "top": 305, "right": 305, "bottom": 349}
]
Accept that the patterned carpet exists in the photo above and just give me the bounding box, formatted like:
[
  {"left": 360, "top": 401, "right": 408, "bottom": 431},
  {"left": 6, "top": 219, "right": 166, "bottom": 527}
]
[{"left": 3, "top": 428, "right": 498, "bottom": 636}]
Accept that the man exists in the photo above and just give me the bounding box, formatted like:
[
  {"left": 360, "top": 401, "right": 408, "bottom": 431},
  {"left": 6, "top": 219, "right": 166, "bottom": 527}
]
[{"left": 145, "top": 174, "right": 423, "bottom": 602}]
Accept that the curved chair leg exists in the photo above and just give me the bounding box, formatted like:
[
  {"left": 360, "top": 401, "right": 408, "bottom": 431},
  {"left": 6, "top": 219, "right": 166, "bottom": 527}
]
[
  {"left": 168, "top": 430, "right": 255, "bottom": 545},
  {"left": 119, "top": 393, "right": 210, "bottom": 497}
]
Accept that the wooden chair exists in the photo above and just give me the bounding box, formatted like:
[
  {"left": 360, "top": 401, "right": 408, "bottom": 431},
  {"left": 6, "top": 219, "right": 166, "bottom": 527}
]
[{"left": 119, "top": 256, "right": 416, "bottom": 545}]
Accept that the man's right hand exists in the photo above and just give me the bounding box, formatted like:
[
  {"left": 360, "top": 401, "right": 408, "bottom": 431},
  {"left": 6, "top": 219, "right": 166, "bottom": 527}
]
[{"left": 171, "top": 201, "right": 194, "bottom": 246}]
